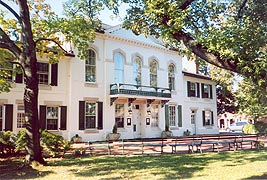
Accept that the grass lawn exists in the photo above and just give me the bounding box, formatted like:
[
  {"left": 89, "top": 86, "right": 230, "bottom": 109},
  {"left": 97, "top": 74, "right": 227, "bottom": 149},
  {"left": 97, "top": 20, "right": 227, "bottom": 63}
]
[{"left": 1, "top": 150, "right": 267, "bottom": 180}]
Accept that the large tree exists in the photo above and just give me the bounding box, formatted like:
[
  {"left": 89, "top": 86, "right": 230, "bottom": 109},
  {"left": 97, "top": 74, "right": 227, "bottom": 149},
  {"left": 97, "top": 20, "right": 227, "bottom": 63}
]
[
  {"left": 0, "top": 0, "right": 104, "bottom": 164},
  {"left": 118, "top": 0, "right": 267, "bottom": 88}
]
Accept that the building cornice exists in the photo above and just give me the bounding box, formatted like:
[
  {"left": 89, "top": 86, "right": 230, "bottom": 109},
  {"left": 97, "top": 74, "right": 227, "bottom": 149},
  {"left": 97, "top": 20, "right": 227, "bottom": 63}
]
[
  {"left": 183, "top": 71, "right": 212, "bottom": 81},
  {"left": 96, "top": 32, "right": 179, "bottom": 55}
]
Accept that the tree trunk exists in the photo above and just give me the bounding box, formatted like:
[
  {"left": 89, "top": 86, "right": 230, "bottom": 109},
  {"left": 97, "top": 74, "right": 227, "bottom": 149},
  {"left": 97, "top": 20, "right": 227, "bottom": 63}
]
[{"left": 18, "top": 0, "right": 46, "bottom": 165}]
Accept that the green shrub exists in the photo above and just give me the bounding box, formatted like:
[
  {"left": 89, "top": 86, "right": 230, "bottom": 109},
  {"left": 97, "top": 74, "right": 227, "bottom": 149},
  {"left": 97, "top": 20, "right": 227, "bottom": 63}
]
[
  {"left": 258, "top": 141, "right": 265, "bottom": 149},
  {"left": 0, "top": 131, "right": 16, "bottom": 156},
  {"left": 40, "top": 130, "right": 72, "bottom": 157},
  {"left": 15, "top": 129, "right": 27, "bottom": 152},
  {"left": 243, "top": 124, "right": 257, "bottom": 134},
  {"left": 254, "top": 121, "right": 267, "bottom": 135}
]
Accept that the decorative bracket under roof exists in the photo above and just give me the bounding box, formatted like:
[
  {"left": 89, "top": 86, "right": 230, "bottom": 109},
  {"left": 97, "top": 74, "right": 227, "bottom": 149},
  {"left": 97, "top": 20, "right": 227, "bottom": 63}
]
[
  {"left": 147, "top": 99, "right": 155, "bottom": 107},
  {"left": 110, "top": 97, "right": 118, "bottom": 106},
  {"left": 161, "top": 100, "right": 169, "bottom": 107},
  {"left": 128, "top": 98, "right": 136, "bottom": 106}
]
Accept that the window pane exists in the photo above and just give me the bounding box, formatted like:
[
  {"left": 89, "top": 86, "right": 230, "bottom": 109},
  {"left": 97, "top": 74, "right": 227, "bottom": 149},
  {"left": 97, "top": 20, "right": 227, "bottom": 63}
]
[
  {"left": 86, "top": 103, "right": 96, "bottom": 115},
  {"left": 150, "top": 60, "right": 157, "bottom": 87},
  {"left": 114, "top": 53, "right": 124, "bottom": 83},
  {"left": 133, "top": 57, "right": 142, "bottom": 85},
  {"left": 46, "top": 107, "right": 58, "bottom": 130},
  {"left": 169, "top": 106, "right": 176, "bottom": 126},
  {"left": 85, "top": 49, "right": 96, "bottom": 83},
  {"left": 37, "top": 62, "right": 49, "bottom": 85},
  {"left": 85, "top": 116, "right": 96, "bottom": 128},
  {"left": 168, "top": 64, "right": 175, "bottom": 90},
  {"left": 204, "top": 111, "right": 211, "bottom": 126},
  {"left": 85, "top": 102, "right": 96, "bottom": 129},
  {"left": 17, "top": 105, "right": 25, "bottom": 128}
]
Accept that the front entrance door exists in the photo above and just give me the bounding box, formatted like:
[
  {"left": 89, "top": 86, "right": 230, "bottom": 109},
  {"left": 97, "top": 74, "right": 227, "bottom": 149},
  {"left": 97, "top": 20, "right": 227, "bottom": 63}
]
[{"left": 132, "top": 105, "right": 141, "bottom": 138}]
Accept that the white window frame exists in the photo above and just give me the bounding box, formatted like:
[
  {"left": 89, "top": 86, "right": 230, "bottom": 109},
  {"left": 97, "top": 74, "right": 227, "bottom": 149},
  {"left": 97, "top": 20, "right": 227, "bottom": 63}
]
[
  {"left": 85, "top": 49, "right": 96, "bottom": 83},
  {"left": 46, "top": 106, "right": 59, "bottom": 130},
  {"left": 114, "top": 53, "right": 124, "bottom": 84},
  {"left": 203, "top": 110, "right": 213, "bottom": 126},
  {"left": 37, "top": 62, "right": 50, "bottom": 85},
  {"left": 169, "top": 105, "right": 176, "bottom": 127},
  {"left": 189, "top": 82, "right": 199, "bottom": 97},
  {"left": 168, "top": 64, "right": 175, "bottom": 90},
  {"left": 203, "top": 83, "right": 212, "bottom": 98},
  {"left": 17, "top": 105, "right": 25, "bottom": 128},
  {"left": 150, "top": 60, "right": 158, "bottom": 87},
  {"left": 85, "top": 102, "right": 97, "bottom": 129},
  {"left": 133, "top": 56, "right": 142, "bottom": 86}
]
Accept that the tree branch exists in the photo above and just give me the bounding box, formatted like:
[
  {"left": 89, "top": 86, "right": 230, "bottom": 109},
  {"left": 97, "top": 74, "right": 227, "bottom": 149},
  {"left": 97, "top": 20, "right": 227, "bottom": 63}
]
[
  {"left": 172, "top": 31, "right": 241, "bottom": 74},
  {"left": 0, "top": 28, "right": 21, "bottom": 58},
  {"left": 11, "top": 60, "right": 26, "bottom": 77},
  {"left": 179, "top": 0, "right": 195, "bottom": 10},
  {"left": 0, "top": 0, "right": 22, "bottom": 24},
  {"left": 237, "top": 0, "right": 248, "bottom": 18},
  {"left": 35, "top": 37, "right": 74, "bottom": 56}
]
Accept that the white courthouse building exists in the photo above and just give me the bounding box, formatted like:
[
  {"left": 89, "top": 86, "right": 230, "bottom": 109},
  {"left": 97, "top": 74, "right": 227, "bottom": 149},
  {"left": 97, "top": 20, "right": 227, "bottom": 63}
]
[{"left": 0, "top": 24, "right": 219, "bottom": 141}]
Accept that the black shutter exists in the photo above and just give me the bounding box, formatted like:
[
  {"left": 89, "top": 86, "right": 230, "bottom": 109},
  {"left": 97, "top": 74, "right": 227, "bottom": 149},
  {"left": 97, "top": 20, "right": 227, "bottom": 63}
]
[
  {"left": 60, "top": 106, "right": 67, "bottom": 130},
  {"left": 187, "top": 81, "right": 190, "bottom": 97},
  {"left": 211, "top": 111, "right": 214, "bottom": 125},
  {"left": 79, "top": 101, "right": 85, "bottom": 130},
  {"left": 201, "top": 83, "right": 204, "bottom": 98},
  {"left": 202, "top": 111, "right": 205, "bottom": 126},
  {"left": 51, "top": 63, "right": 58, "bottom": 86},
  {"left": 164, "top": 105, "right": 169, "bottom": 130},
  {"left": 39, "top": 105, "right": 46, "bottom": 130},
  {"left": 178, "top": 105, "right": 182, "bottom": 127},
  {"left": 15, "top": 73, "right": 23, "bottom": 83},
  {"left": 97, "top": 102, "right": 103, "bottom": 130},
  {"left": 197, "top": 83, "right": 200, "bottom": 97},
  {"left": 210, "top": 85, "right": 213, "bottom": 99},
  {"left": 5, "top": 104, "right": 13, "bottom": 131}
]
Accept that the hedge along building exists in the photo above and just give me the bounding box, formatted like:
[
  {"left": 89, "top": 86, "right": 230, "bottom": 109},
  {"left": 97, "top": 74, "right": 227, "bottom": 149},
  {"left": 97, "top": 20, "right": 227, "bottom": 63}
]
[{"left": 0, "top": 24, "right": 219, "bottom": 141}]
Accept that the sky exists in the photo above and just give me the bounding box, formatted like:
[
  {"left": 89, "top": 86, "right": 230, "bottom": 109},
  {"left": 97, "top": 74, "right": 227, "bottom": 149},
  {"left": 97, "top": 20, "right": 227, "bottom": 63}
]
[{"left": 45, "top": 0, "right": 126, "bottom": 26}]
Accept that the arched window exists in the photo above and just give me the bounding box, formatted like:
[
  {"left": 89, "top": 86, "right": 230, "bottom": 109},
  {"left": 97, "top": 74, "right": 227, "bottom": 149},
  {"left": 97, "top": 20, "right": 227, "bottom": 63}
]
[
  {"left": 150, "top": 60, "right": 158, "bottom": 87},
  {"left": 133, "top": 56, "right": 142, "bottom": 85},
  {"left": 168, "top": 64, "right": 175, "bottom": 90},
  {"left": 85, "top": 49, "right": 96, "bottom": 83},
  {"left": 114, "top": 53, "right": 124, "bottom": 83}
]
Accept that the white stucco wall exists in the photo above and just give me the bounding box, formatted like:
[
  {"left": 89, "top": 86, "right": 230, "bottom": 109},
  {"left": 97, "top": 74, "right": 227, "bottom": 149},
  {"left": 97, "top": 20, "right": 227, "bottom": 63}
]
[{"left": 0, "top": 26, "right": 218, "bottom": 142}]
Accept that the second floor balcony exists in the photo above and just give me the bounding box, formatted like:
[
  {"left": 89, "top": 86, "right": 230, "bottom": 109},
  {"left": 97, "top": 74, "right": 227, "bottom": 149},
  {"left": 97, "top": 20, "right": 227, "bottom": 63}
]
[{"left": 110, "top": 83, "right": 172, "bottom": 98}]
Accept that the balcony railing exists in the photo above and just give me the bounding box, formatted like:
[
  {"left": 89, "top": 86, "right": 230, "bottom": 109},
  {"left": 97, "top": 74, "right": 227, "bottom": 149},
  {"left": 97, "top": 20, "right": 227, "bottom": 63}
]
[{"left": 110, "top": 83, "right": 171, "bottom": 98}]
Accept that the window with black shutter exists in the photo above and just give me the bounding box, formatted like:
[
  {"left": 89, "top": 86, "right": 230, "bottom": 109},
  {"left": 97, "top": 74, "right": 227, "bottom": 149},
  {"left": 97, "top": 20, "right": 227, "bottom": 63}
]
[
  {"left": 60, "top": 106, "right": 67, "bottom": 130},
  {"left": 51, "top": 63, "right": 58, "bottom": 86},
  {"left": 5, "top": 104, "right": 13, "bottom": 131},
  {"left": 39, "top": 105, "right": 47, "bottom": 129},
  {"left": 79, "top": 101, "right": 85, "bottom": 130}
]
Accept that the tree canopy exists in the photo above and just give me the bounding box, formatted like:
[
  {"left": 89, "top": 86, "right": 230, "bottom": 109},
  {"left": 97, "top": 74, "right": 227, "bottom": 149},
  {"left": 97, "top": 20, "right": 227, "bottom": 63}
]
[
  {"left": 118, "top": 0, "right": 267, "bottom": 88},
  {"left": 1, "top": 0, "right": 267, "bottom": 164}
]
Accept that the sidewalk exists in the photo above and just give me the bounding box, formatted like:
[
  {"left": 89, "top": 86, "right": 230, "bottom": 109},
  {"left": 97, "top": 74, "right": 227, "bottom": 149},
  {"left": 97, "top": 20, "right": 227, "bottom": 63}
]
[{"left": 70, "top": 135, "right": 267, "bottom": 156}]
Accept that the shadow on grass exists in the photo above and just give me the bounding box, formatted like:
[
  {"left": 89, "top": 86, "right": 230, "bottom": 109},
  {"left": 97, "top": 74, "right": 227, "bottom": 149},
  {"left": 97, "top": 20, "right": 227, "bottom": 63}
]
[
  {"left": 50, "top": 150, "right": 262, "bottom": 179},
  {"left": 1, "top": 150, "right": 266, "bottom": 179},
  {"left": 247, "top": 173, "right": 267, "bottom": 179},
  {"left": 0, "top": 158, "right": 53, "bottom": 179}
]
